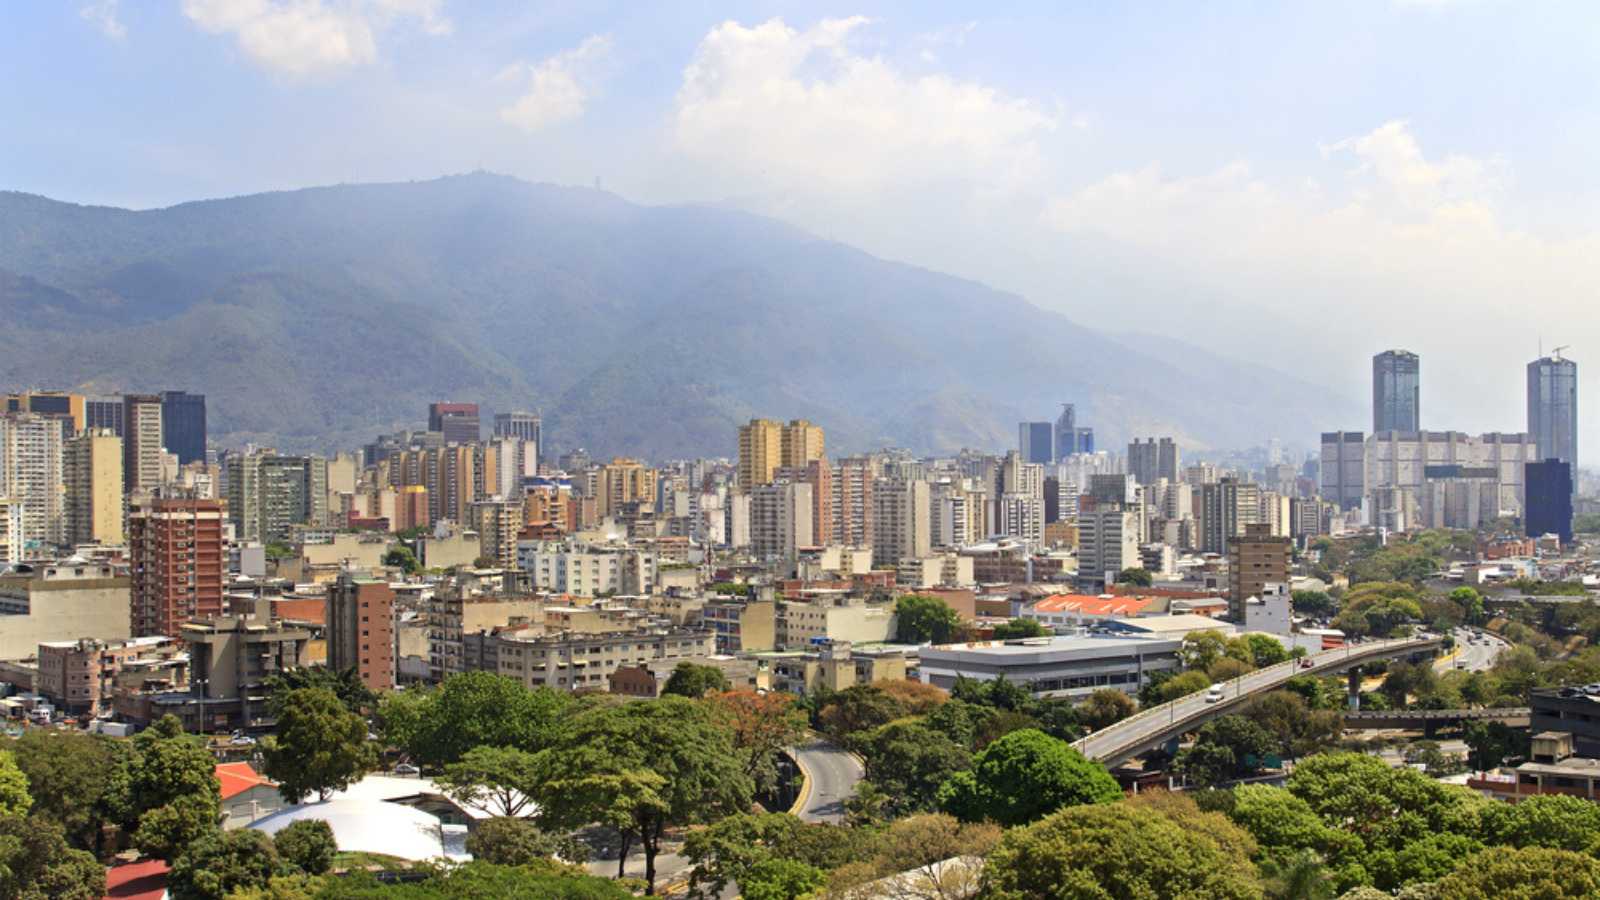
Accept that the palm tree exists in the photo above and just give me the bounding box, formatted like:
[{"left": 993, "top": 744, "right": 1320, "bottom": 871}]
[{"left": 1260, "top": 849, "right": 1335, "bottom": 900}]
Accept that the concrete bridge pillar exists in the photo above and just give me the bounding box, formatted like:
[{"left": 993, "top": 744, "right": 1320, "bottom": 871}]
[{"left": 1347, "top": 669, "right": 1361, "bottom": 711}]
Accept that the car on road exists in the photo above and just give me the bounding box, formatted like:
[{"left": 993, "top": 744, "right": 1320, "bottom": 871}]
[
  {"left": 1300, "top": 658, "right": 1315, "bottom": 669},
  {"left": 1205, "top": 684, "right": 1226, "bottom": 703}
]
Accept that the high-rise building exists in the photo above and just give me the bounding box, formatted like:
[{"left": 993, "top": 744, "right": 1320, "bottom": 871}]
[
  {"left": 0, "top": 413, "right": 67, "bottom": 552},
  {"left": 128, "top": 496, "right": 225, "bottom": 636},
  {"left": 597, "top": 458, "right": 656, "bottom": 518},
  {"left": 750, "top": 481, "right": 815, "bottom": 562},
  {"left": 799, "top": 459, "right": 833, "bottom": 546},
  {"left": 1373, "top": 350, "right": 1421, "bottom": 433},
  {"left": 1526, "top": 459, "right": 1574, "bottom": 544},
  {"left": 5, "top": 391, "right": 84, "bottom": 435},
  {"left": 871, "top": 478, "right": 931, "bottom": 568},
  {"left": 1528, "top": 354, "right": 1578, "bottom": 473},
  {"left": 122, "top": 394, "right": 164, "bottom": 492},
  {"left": 1228, "top": 523, "right": 1290, "bottom": 621},
  {"left": 1318, "top": 432, "right": 1366, "bottom": 510},
  {"left": 780, "top": 420, "right": 825, "bottom": 471},
  {"left": 1018, "top": 422, "right": 1054, "bottom": 465},
  {"left": 831, "top": 457, "right": 875, "bottom": 547},
  {"left": 227, "top": 452, "right": 328, "bottom": 544},
  {"left": 493, "top": 410, "right": 542, "bottom": 443},
  {"left": 428, "top": 402, "right": 480, "bottom": 445},
  {"left": 1127, "top": 437, "right": 1180, "bottom": 486},
  {"left": 84, "top": 395, "right": 124, "bottom": 436},
  {"left": 65, "top": 428, "right": 123, "bottom": 546},
  {"left": 472, "top": 499, "right": 524, "bottom": 569},
  {"left": 1200, "top": 477, "right": 1261, "bottom": 555},
  {"left": 327, "top": 572, "right": 396, "bottom": 693},
  {"left": 1054, "top": 404, "right": 1077, "bottom": 462},
  {"left": 1078, "top": 508, "right": 1139, "bottom": 590},
  {"left": 738, "top": 419, "right": 782, "bottom": 489},
  {"left": 160, "top": 391, "right": 207, "bottom": 466}
]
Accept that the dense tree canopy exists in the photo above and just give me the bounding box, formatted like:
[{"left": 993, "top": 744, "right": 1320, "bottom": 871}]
[
  {"left": 0, "top": 814, "right": 105, "bottom": 900},
  {"left": 262, "top": 687, "right": 377, "bottom": 803},
  {"left": 1430, "top": 846, "right": 1600, "bottom": 899},
  {"left": 0, "top": 750, "right": 30, "bottom": 818},
  {"left": 990, "top": 617, "right": 1049, "bottom": 640},
  {"left": 379, "top": 671, "right": 572, "bottom": 768},
  {"left": 273, "top": 819, "right": 337, "bottom": 876},
  {"left": 938, "top": 728, "right": 1121, "bottom": 826},
  {"left": 893, "top": 594, "right": 963, "bottom": 644},
  {"left": 661, "top": 662, "right": 730, "bottom": 699},
  {"left": 168, "top": 828, "right": 279, "bottom": 900},
  {"left": 435, "top": 746, "right": 542, "bottom": 818},
  {"left": 983, "top": 802, "right": 1264, "bottom": 900}
]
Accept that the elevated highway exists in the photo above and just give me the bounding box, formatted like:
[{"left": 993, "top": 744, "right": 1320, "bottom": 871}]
[{"left": 1072, "top": 636, "right": 1444, "bottom": 767}]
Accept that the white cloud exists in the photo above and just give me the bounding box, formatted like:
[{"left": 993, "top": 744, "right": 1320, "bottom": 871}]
[
  {"left": 79, "top": 0, "right": 125, "bottom": 40},
  {"left": 181, "top": 0, "right": 449, "bottom": 75},
  {"left": 497, "top": 34, "right": 613, "bottom": 133},
  {"left": 914, "top": 20, "right": 976, "bottom": 63},
  {"left": 672, "top": 17, "right": 1055, "bottom": 195}
]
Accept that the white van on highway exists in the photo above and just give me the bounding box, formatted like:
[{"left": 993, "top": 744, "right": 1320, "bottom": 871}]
[{"left": 1205, "top": 684, "right": 1226, "bottom": 703}]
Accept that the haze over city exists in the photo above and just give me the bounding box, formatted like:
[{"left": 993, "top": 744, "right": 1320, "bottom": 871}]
[{"left": 7, "top": 2, "right": 1600, "bottom": 452}]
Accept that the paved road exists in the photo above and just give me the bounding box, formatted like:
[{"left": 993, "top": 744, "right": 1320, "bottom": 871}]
[
  {"left": 1073, "top": 636, "right": 1442, "bottom": 766},
  {"left": 1442, "top": 626, "right": 1507, "bottom": 673},
  {"left": 791, "top": 738, "right": 864, "bottom": 824}
]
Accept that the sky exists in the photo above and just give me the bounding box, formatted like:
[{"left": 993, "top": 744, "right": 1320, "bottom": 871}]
[{"left": 5, "top": 0, "right": 1600, "bottom": 451}]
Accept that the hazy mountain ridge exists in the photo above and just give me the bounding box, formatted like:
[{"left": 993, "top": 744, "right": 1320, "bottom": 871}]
[{"left": 0, "top": 174, "right": 1354, "bottom": 457}]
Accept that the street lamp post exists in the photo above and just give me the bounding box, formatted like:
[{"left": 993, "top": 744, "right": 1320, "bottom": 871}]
[{"left": 195, "top": 677, "right": 208, "bottom": 738}]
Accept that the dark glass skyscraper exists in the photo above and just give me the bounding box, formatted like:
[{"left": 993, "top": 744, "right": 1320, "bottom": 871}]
[
  {"left": 160, "top": 391, "right": 207, "bottom": 465},
  {"left": 1528, "top": 354, "right": 1577, "bottom": 471},
  {"left": 1526, "top": 459, "right": 1573, "bottom": 543},
  {"left": 1373, "top": 350, "right": 1421, "bottom": 433},
  {"left": 1018, "top": 421, "right": 1054, "bottom": 464},
  {"left": 1053, "top": 404, "right": 1094, "bottom": 459}
]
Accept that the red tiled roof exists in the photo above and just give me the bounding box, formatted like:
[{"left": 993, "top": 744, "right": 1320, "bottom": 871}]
[
  {"left": 216, "top": 762, "right": 274, "bottom": 800},
  {"left": 1030, "top": 594, "right": 1156, "bottom": 617},
  {"left": 105, "top": 859, "right": 169, "bottom": 900}
]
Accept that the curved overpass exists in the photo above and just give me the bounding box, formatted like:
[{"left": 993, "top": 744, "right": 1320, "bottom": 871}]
[{"left": 1072, "top": 636, "right": 1444, "bottom": 768}]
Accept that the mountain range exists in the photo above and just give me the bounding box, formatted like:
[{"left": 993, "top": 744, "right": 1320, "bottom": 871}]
[{"left": 0, "top": 174, "right": 1356, "bottom": 459}]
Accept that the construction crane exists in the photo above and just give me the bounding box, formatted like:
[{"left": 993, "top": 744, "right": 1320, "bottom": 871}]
[{"left": 1552, "top": 345, "right": 1570, "bottom": 360}]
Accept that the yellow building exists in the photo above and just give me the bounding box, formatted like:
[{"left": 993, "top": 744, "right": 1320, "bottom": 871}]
[
  {"left": 739, "top": 418, "right": 825, "bottom": 489},
  {"left": 5, "top": 391, "right": 85, "bottom": 434},
  {"left": 597, "top": 458, "right": 656, "bottom": 518},
  {"left": 65, "top": 429, "right": 124, "bottom": 545},
  {"left": 780, "top": 419, "right": 825, "bottom": 470}
]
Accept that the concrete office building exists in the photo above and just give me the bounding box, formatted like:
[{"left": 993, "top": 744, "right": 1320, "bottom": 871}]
[
  {"left": 1018, "top": 421, "right": 1054, "bottom": 465},
  {"left": 491, "top": 626, "right": 716, "bottom": 692},
  {"left": 327, "top": 573, "right": 396, "bottom": 692},
  {"left": 0, "top": 559, "right": 131, "bottom": 659},
  {"left": 129, "top": 496, "right": 225, "bottom": 637},
  {"left": 750, "top": 480, "right": 815, "bottom": 562},
  {"left": 160, "top": 391, "right": 207, "bottom": 466},
  {"left": 871, "top": 477, "right": 931, "bottom": 568},
  {"left": 1128, "top": 437, "right": 1180, "bottom": 486},
  {"left": 180, "top": 612, "right": 310, "bottom": 733},
  {"left": 1199, "top": 478, "right": 1261, "bottom": 555},
  {"left": 1054, "top": 404, "right": 1095, "bottom": 459},
  {"left": 1228, "top": 523, "right": 1290, "bottom": 621},
  {"left": 597, "top": 458, "right": 656, "bottom": 518},
  {"left": 1528, "top": 354, "right": 1578, "bottom": 473},
  {"left": 122, "top": 394, "right": 164, "bottom": 493},
  {"left": 0, "top": 412, "right": 67, "bottom": 551},
  {"left": 1373, "top": 350, "right": 1421, "bottom": 433},
  {"left": 472, "top": 499, "right": 523, "bottom": 570},
  {"left": 1526, "top": 460, "right": 1574, "bottom": 544},
  {"left": 919, "top": 634, "right": 1183, "bottom": 699},
  {"left": 5, "top": 391, "right": 85, "bottom": 435},
  {"left": 38, "top": 635, "right": 185, "bottom": 716},
  {"left": 65, "top": 428, "right": 123, "bottom": 546},
  {"left": 492, "top": 411, "right": 541, "bottom": 469},
  {"left": 1078, "top": 508, "right": 1140, "bottom": 590},
  {"left": 428, "top": 402, "right": 480, "bottom": 445}
]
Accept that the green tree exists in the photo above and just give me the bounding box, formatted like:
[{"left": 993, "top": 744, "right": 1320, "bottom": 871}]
[
  {"left": 1259, "top": 849, "right": 1337, "bottom": 900},
  {"left": 1177, "top": 716, "right": 1276, "bottom": 786},
  {"left": 380, "top": 671, "right": 573, "bottom": 768},
  {"left": 382, "top": 546, "right": 420, "bottom": 574},
  {"left": 465, "top": 816, "right": 586, "bottom": 867},
  {"left": 991, "top": 617, "right": 1049, "bottom": 639},
  {"left": 1237, "top": 634, "right": 1291, "bottom": 667},
  {"left": 261, "top": 687, "right": 377, "bottom": 803},
  {"left": 893, "top": 594, "right": 963, "bottom": 644},
  {"left": 1080, "top": 688, "right": 1136, "bottom": 730},
  {"left": 1463, "top": 719, "right": 1528, "bottom": 770},
  {"left": 273, "top": 818, "right": 337, "bottom": 875},
  {"left": 264, "top": 666, "right": 378, "bottom": 717},
  {"left": 129, "top": 718, "right": 222, "bottom": 861},
  {"left": 682, "top": 812, "right": 864, "bottom": 899},
  {"left": 938, "top": 728, "right": 1121, "bottom": 826},
  {"left": 3, "top": 731, "right": 132, "bottom": 852},
  {"left": 983, "top": 802, "right": 1264, "bottom": 900},
  {"left": 850, "top": 720, "right": 970, "bottom": 815},
  {"left": 1151, "top": 670, "right": 1213, "bottom": 704},
  {"left": 1430, "top": 846, "right": 1600, "bottom": 899},
  {"left": 660, "top": 662, "right": 730, "bottom": 698},
  {"left": 1286, "top": 752, "right": 1486, "bottom": 857},
  {"left": 706, "top": 690, "right": 809, "bottom": 796},
  {"left": 1479, "top": 794, "right": 1600, "bottom": 852},
  {"left": 1292, "top": 591, "right": 1336, "bottom": 618},
  {"left": 0, "top": 750, "right": 30, "bottom": 818},
  {"left": 168, "top": 828, "right": 279, "bottom": 900},
  {"left": 1117, "top": 567, "right": 1154, "bottom": 587},
  {"left": 436, "top": 745, "right": 542, "bottom": 817},
  {"left": 534, "top": 696, "right": 752, "bottom": 894},
  {"left": 740, "top": 858, "right": 825, "bottom": 900},
  {"left": 1448, "top": 586, "right": 1487, "bottom": 625},
  {"left": 1244, "top": 691, "right": 1343, "bottom": 762},
  {"left": 1183, "top": 630, "right": 1230, "bottom": 671},
  {"left": 0, "top": 814, "right": 105, "bottom": 900},
  {"left": 816, "top": 685, "right": 906, "bottom": 740}
]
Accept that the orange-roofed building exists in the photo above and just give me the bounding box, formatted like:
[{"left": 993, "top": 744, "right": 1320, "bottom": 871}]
[
  {"left": 217, "top": 762, "right": 284, "bottom": 828},
  {"left": 271, "top": 597, "right": 326, "bottom": 626},
  {"left": 1019, "top": 593, "right": 1159, "bottom": 628}
]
